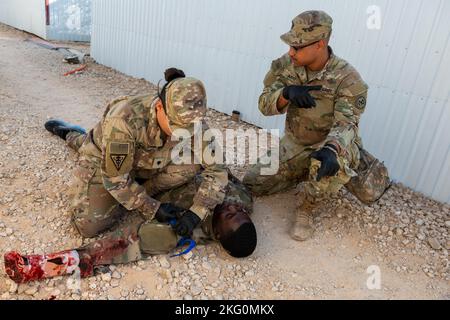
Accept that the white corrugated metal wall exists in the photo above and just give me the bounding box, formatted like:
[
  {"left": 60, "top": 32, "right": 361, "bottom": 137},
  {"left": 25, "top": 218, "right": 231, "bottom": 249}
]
[
  {"left": 91, "top": 0, "right": 450, "bottom": 204},
  {"left": 0, "top": 0, "right": 47, "bottom": 39}
]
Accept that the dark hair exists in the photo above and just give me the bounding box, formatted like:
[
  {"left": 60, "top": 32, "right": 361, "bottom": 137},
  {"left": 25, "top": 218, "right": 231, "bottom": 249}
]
[
  {"left": 220, "top": 222, "right": 257, "bottom": 258},
  {"left": 159, "top": 68, "right": 186, "bottom": 107},
  {"left": 164, "top": 68, "right": 185, "bottom": 82}
]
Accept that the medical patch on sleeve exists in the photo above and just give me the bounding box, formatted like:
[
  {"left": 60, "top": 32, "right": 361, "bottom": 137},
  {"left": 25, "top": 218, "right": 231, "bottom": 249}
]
[
  {"left": 110, "top": 154, "right": 127, "bottom": 171},
  {"left": 106, "top": 141, "right": 133, "bottom": 175},
  {"left": 110, "top": 143, "right": 129, "bottom": 171}
]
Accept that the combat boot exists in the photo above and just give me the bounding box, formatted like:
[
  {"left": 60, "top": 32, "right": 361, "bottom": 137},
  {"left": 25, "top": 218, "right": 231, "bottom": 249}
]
[
  {"left": 290, "top": 193, "right": 317, "bottom": 241},
  {"left": 44, "top": 119, "right": 86, "bottom": 141}
]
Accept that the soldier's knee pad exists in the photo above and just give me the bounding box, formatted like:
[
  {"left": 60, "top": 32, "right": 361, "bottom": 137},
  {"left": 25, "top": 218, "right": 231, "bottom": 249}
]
[{"left": 138, "top": 221, "right": 178, "bottom": 255}]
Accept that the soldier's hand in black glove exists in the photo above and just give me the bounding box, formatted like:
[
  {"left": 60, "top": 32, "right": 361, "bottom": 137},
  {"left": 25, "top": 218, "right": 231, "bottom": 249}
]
[
  {"left": 310, "top": 145, "right": 340, "bottom": 182},
  {"left": 174, "top": 211, "right": 201, "bottom": 237},
  {"left": 155, "top": 203, "right": 185, "bottom": 223},
  {"left": 282, "top": 85, "right": 322, "bottom": 108}
]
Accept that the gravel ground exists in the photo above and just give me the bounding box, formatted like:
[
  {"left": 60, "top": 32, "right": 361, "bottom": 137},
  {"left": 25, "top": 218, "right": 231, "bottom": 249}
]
[{"left": 0, "top": 23, "right": 448, "bottom": 300}]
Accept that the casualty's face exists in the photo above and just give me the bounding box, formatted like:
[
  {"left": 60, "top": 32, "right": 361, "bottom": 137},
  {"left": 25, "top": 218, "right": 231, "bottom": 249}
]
[{"left": 213, "top": 204, "right": 252, "bottom": 239}]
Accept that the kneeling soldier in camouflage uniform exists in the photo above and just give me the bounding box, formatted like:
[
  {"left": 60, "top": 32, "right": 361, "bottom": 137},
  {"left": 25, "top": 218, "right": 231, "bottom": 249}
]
[
  {"left": 244, "top": 11, "right": 370, "bottom": 241},
  {"left": 4, "top": 69, "right": 257, "bottom": 283},
  {"left": 49, "top": 68, "right": 230, "bottom": 239}
]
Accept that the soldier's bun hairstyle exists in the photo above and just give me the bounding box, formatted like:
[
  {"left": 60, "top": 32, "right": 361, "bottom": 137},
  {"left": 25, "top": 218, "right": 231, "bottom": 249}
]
[
  {"left": 164, "top": 68, "right": 186, "bottom": 83},
  {"left": 159, "top": 68, "right": 186, "bottom": 108},
  {"left": 219, "top": 222, "right": 257, "bottom": 258}
]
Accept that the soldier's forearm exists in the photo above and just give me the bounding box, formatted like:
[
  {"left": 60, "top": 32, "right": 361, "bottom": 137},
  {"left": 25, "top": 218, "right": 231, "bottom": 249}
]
[
  {"left": 259, "top": 89, "right": 289, "bottom": 116},
  {"left": 102, "top": 174, "right": 160, "bottom": 218},
  {"left": 326, "top": 124, "right": 357, "bottom": 154}
]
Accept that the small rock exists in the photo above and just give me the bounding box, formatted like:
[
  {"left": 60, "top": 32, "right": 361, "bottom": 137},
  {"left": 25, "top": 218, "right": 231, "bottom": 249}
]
[
  {"left": 202, "top": 261, "right": 212, "bottom": 270},
  {"left": 245, "top": 270, "right": 255, "bottom": 277},
  {"left": 184, "top": 294, "right": 193, "bottom": 300},
  {"left": 137, "top": 261, "right": 145, "bottom": 267},
  {"left": 417, "top": 233, "right": 426, "bottom": 241},
  {"left": 25, "top": 286, "right": 38, "bottom": 296},
  {"left": 161, "top": 269, "right": 172, "bottom": 281},
  {"left": 5, "top": 228, "right": 13, "bottom": 236},
  {"left": 159, "top": 256, "right": 171, "bottom": 269},
  {"left": 238, "top": 284, "right": 247, "bottom": 291},
  {"left": 428, "top": 237, "right": 442, "bottom": 250},
  {"left": 110, "top": 279, "right": 120, "bottom": 288},
  {"left": 416, "top": 219, "right": 424, "bottom": 226},
  {"left": 183, "top": 252, "right": 193, "bottom": 261},
  {"left": 89, "top": 283, "right": 97, "bottom": 290},
  {"left": 111, "top": 271, "right": 122, "bottom": 279},
  {"left": 381, "top": 225, "right": 389, "bottom": 233},
  {"left": 445, "top": 221, "right": 450, "bottom": 228},
  {"left": 71, "top": 293, "right": 81, "bottom": 300},
  {"left": 136, "top": 289, "right": 145, "bottom": 295},
  {"left": 190, "top": 285, "right": 202, "bottom": 296},
  {"left": 9, "top": 281, "right": 18, "bottom": 293},
  {"left": 101, "top": 273, "right": 112, "bottom": 282},
  {"left": 51, "top": 289, "right": 61, "bottom": 296},
  {"left": 121, "top": 289, "right": 129, "bottom": 298},
  {"left": 1, "top": 292, "right": 11, "bottom": 299}
]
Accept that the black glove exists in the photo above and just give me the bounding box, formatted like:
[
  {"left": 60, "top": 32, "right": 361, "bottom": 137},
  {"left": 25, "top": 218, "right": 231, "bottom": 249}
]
[
  {"left": 310, "top": 145, "right": 340, "bottom": 182},
  {"left": 282, "top": 85, "right": 322, "bottom": 108},
  {"left": 174, "top": 211, "right": 201, "bottom": 237},
  {"left": 155, "top": 203, "right": 185, "bottom": 223}
]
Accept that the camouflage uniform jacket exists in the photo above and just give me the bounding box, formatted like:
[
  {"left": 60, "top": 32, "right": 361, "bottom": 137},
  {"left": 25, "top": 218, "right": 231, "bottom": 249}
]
[
  {"left": 86, "top": 91, "right": 228, "bottom": 221},
  {"left": 259, "top": 47, "right": 369, "bottom": 165}
]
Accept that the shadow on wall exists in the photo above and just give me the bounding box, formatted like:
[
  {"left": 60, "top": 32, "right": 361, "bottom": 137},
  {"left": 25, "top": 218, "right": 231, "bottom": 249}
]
[{"left": 47, "top": 0, "right": 91, "bottom": 42}]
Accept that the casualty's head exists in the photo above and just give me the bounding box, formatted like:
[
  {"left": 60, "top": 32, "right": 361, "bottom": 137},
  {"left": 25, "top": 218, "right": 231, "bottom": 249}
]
[
  {"left": 212, "top": 202, "right": 257, "bottom": 258},
  {"left": 159, "top": 68, "right": 207, "bottom": 130}
]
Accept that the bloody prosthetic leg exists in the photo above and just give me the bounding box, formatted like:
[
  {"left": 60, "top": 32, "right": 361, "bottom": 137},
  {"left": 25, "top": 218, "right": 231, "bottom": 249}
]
[
  {"left": 4, "top": 224, "right": 142, "bottom": 284},
  {"left": 4, "top": 250, "right": 94, "bottom": 284}
]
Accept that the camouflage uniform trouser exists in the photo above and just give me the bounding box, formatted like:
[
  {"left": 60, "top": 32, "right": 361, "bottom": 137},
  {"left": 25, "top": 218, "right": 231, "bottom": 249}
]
[
  {"left": 243, "top": 135, "right": 359, "bottom": 200},
  {"left": 66, "top": 132, "right": 253, "bottom": 265}
]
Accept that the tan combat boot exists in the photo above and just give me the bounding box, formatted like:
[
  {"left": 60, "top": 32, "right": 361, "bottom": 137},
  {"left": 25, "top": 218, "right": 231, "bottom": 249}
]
[{"left": 290, "top": 193, "right": 316, "bottom": 241}]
